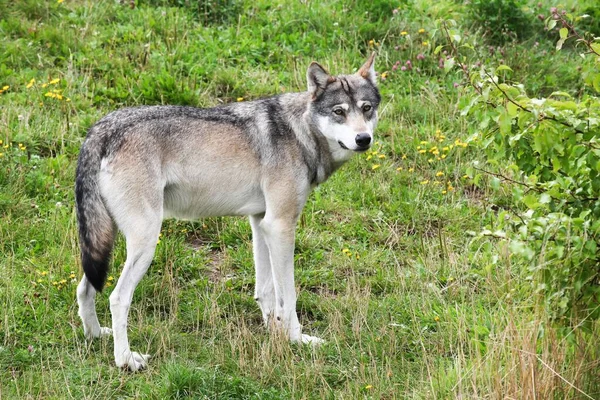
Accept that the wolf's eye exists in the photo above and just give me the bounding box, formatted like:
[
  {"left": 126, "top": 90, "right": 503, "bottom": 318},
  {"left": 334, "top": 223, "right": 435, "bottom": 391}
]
[
  {"left": 362, "top": 104, "right": 372, "bottom": 112},
  {"left": 333, "top": 108, "right": 345, "bottom": 116}
]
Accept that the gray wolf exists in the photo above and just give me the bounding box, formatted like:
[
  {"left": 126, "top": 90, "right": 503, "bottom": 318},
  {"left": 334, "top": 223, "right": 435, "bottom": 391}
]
[{"left": 75, "top": 53, "right": 380, "bottom": 371}]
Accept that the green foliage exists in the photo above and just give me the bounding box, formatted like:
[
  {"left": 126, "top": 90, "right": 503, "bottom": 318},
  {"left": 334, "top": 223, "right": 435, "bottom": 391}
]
[
  {"left": 139, "top": 0, "right": 242, "bottom": 25},
  {"left": 466, "top": 0, "right": 536, "bottom": 45},
  {"left": 457, "top": 10, "right": 600, "bottom": 321}
]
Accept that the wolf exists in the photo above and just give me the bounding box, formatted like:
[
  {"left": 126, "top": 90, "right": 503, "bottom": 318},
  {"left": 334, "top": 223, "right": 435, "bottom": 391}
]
[{"left": 75, "top": 53, "right": 380, "bottom": 371}]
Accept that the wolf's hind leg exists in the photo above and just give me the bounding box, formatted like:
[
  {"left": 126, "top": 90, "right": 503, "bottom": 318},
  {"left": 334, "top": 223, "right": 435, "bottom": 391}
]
[
  {"left": 109, "top": 214, "right": 161, "bottom": 371},
  {"left": 250, "top": 214, "right": 276, "bottom": 324},
  {"left": 77, "top": 276, "right": 113, "bottom": 339}
]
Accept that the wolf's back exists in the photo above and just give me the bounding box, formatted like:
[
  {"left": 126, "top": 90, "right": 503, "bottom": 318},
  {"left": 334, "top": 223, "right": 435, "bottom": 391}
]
[{"left": 75, "top": 128, "right": 116, "bottom": 292}]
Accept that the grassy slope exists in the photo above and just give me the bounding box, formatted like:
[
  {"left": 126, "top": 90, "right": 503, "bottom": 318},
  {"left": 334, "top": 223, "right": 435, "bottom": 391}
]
[{"left": 0, "top": 0, "right": 598, "bottom": 398}]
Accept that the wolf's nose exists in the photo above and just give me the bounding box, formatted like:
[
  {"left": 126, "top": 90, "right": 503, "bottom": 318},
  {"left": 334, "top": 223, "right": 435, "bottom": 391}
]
[{"left": 355, "top": 133, "right": 371, "bottom": 148}]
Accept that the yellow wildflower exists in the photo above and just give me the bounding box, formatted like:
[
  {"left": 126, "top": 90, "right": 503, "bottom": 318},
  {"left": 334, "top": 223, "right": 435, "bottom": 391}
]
[
  {"left": 418, "top": 150, "right": 426, "bottom": 154},
  {"left": 401, "top": 31, "right": 408, "bottom": 36},
  {"left": 365, "top": 385, "right": 373, "bottom": 390},
  {"left": 418, "top": 28, "right": 425, "bottom": 34},
  {"left": 401, "top": 154, "right": 407, "bottom": 160},
  {"left": 378, "top": 154, "right": 386, "bottom": 159},
  {"left": 408, "top": 167, "right": 414, "bottom": 172},
  {"left": 442, "top": 190, "right": 447, "bottom": 194},
  {"left": 420, "top": 180, "right": 429, "bottom": 185},
  {"left": 26, "top": 79, "right": 35, "bottom": 89},
  {"left": 372, "top": 164, "right": 380, "bottom": 170},
  {"left": 366, "top": 155, "right": 372, "bottom": 160},
  {"left": 49, "top": 78, "right": 60, "bottom": 85},
  {"left": 434, "top": 316, "right": 440, "bottom": 322},
  {"left": 107, "top": 276, "right": 114, "bottom": 281},
  {"left": 422, "top": 41, "right": 429, "bottom": 46},
  {"left": 380, "top": 72, "right": 388, "bottom": 79},
  {"left": 436, "top": 171, "right": 444, "bottom": 177},
  {"left": 396, "top": 167, "right": 403, "bottom": 171},
  {"left": 237, "top": 97, "right": 244, "bottom": 102}
]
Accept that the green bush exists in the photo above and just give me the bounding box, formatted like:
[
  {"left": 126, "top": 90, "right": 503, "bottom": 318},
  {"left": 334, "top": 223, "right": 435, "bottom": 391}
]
[
  {"left": 452, "top": 10, "right": 600, "bottom": 322},
  {"left": 466, "top": 0, "right": 535, "bottom": 45}
]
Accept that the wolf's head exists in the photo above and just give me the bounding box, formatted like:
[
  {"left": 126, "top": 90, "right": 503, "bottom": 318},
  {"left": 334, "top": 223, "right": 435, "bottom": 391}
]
[{"left": 306, "top": 53, "right": 381, "bottom": 155}]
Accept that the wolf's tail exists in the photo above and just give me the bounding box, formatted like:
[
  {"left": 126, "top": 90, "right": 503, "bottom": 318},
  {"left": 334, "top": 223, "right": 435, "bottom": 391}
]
[{"left": 75, "top": 132, "right": 116, "bottom": 292}]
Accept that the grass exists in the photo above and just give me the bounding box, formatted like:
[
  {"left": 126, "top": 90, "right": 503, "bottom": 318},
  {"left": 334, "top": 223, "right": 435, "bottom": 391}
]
[{"left": 1, "top": 0, "right": 599, "bottom": 398}]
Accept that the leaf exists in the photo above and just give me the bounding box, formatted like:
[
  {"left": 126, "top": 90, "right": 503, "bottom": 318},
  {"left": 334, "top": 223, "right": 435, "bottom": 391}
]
[
  {"left": 495, "top": 65, "right": 513, "bottom": 73},
  {"left": 591, "top": 43, "right": 600, "bottom": 55},
  {"left": 434, "top": 45, "right": 443, "bottom": 55},
  {"left": 593, "top": 73, "right": 600, "bottom": 93},
  {"left": 548, "top": 91, "right": 572, "bottom": 98},
  {"left": 559, "top": 28, "right": 568, "bottom": 39},
  {"left": 507, "top": 102, "right": 519, "bottom": 117},
  {"left": 556, "top": 38, "right": 565, "bottom": 51},
  {"left": 547, "top": 19, "right": 557, "bottom": 30},
  {"left": 498, "top": 107, "right": 512, "bottom": 135},
  {"left": 522, "top": 194, "right": 540, "bottom": 210},
  {"left": 443, "top": 57, "right": 455, "bottom": 73}
]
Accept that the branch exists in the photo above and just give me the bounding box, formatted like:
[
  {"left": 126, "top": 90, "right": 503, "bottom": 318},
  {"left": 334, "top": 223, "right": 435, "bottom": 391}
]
[
  {"left": 482, "top": 70, "right": 586, "bottom": 135},
  {"left": 441, "top": 22, "right": 482, "bottom": 95},
  {"left": 472, "top": 166, "right": 540, "bottom": 192}
]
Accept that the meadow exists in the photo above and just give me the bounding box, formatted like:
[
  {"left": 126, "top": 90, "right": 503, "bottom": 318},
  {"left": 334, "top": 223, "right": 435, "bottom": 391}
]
[{"left": 1, "top": 0, "right": 599, "bottom": 398}]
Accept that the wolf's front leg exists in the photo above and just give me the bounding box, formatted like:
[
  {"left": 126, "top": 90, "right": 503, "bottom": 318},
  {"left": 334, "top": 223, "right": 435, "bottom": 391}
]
[
  {"left": 260, "top": 215, "right": 324, "bottom": 345},
  {"left": 249, "top": 214, "right": 276, "bottom": 323}
]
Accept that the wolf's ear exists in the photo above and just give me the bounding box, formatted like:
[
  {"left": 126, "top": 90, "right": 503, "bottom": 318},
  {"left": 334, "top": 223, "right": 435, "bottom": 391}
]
[
  {"left": 307, "top": 62, "right": 334, "bottom": 97},
  {"left": 357, "top": 52, "right": 377, "bottom": 85}
]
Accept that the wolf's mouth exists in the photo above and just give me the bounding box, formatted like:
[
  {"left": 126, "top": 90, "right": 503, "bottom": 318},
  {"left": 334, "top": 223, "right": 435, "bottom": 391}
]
[
  {"left": 338, "top": 141, "right": 349, "bottom": 150},
  {"left": 338, "top": 141, "right": 370, "bottom": 152}
]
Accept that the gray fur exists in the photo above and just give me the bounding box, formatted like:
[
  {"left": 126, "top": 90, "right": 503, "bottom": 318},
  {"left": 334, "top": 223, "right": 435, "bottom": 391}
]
[{"left": 75, "top": 54, "right": 381, "bottom": 370}]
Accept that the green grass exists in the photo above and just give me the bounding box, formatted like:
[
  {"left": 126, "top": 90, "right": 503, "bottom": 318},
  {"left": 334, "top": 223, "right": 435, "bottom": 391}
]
[{"left": 1, "top": 0, "right": 599, "bottom": 398}]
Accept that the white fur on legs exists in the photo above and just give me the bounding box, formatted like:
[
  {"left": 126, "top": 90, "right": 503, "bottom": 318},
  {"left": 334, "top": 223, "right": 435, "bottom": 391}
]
[
  {"left": 260, "top": 216, "right": 304, "bottom": 342},
  {"left": 77, "top": 276, "right": 112, "bottom": 339},
  {"left": 249, "top": 214, "right": 276, "bottom": 324},
  {"left": 109, "top": 217, "right": 161, "bottom": 371}
]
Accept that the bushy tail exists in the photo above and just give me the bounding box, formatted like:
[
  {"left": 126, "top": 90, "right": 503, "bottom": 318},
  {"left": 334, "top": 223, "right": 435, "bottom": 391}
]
[{"left": 75, "top": 135, "right": 115, "bottom": 292}]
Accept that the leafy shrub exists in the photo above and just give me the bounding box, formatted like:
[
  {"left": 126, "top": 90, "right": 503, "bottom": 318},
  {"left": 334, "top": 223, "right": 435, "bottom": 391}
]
[
  {"left": 446, "top": 11, "right": 600, "bottom": 323},
  {"left": 466, "top": 0, "right": 534, "bottom": 45}
]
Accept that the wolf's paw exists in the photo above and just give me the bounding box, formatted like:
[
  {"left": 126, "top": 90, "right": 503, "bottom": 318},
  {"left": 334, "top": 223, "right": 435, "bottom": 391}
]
[
  {"left": 116, "top": 351, "right": 151, "bottom": 372},
  {"left": 300, "top": 334, "right": 325, "bottom": 346},
  {"left": 84, "top": 326, "right": 113, "bottom": 340},
  {"left": 98, "top": 327, "right": 113, "bottom": 337}
]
